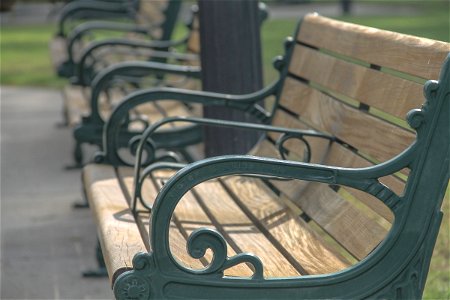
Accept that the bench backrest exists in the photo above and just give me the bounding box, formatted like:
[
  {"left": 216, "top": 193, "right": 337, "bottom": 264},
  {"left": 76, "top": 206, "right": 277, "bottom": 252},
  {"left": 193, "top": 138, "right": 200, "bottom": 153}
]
[{"left": 253, "top": 13, "right": 449, "bottom": 264}]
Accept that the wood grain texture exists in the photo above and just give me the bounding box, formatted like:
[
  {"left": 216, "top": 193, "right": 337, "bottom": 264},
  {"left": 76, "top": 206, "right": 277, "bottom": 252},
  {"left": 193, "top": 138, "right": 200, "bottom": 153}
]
[
  {"left": 222, "top": 176, "right": 350, "bottom": 274},
  {"left": 187, "top": 29, "right": 200, "bottom": 54},
  {"left": 83, "top": 164, "right": 147, "bottom": 285},
  {"left": 289, "top": 45, "right": 425, "bottom": 119},
  {"left": 277, "top": 79, "right": 416, "bottom": 163},
  {"left": 193, "top": 179, "right": 301, "bottom": 278},
  {"left": 251, "top": 142, "right": 389, "bottom": 258},
  {"left": 150, "top": 171, "right": 252, "bottom": 277},
  {"left": 255, "top": 137, "right": 397, "bottom": 223},
  {"left": 137, "top": 0, "right": 166, "bottom": 27},
  {"left": 297, "top": 14, "right": 450, "bottom": 79}
]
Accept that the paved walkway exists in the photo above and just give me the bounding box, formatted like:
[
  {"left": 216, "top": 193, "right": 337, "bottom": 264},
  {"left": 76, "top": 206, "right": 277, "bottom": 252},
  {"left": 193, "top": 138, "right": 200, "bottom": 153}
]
[{"left": 1, "top": 86, "right": 112, "bottom": 299}]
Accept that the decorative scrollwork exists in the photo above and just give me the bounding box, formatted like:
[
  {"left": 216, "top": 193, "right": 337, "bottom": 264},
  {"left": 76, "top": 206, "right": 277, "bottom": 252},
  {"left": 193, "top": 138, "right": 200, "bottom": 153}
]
[
  {"left": 183, "top": 228, "right": 264, "bottom": 279},
  {"left": 276, "top": 133, "right": 312, "bottom": 163},
  {"left": 114, "top": 274, "right": 150, "bottom": 300},
  {"left": 129, "top": 135, "right": 156, "bottom": 166},
  {"left": 406, "top": 109, "right": 425, "bottom": 130},
  {"left": 423, "top": 80, "right": 440, "bottom": 103},
  {"left": 114, "top": 252, "right": 154, "bottom": 300},
  {"left": 407, "top": 80, "right": 441, "bottom": 133}
]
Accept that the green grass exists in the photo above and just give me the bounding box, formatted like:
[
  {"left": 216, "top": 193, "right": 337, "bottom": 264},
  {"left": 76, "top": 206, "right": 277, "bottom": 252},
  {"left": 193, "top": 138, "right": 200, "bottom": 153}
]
[{"left": 1, "top": 24, "right": 66, "bottom": 87}]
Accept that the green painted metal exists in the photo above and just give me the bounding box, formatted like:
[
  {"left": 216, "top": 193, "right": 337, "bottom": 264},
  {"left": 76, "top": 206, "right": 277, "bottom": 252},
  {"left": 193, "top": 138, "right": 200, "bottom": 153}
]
[
  {"left": 69, "top": 3, "right": 270, "bottom": 165},
  {"left": 58, "top": 0, "right": 182, "bottom": 78},
  {"left": 97, "top": 78, "right": 280, "bottom": 167},
  {"left": 75, "top": 37, "right": 198, "bottom": 86},
  {"left": 56, "top": 0, "right": 138, "bottom": 37},
  {"left": 111, "top": 53, "right": 449, "bottom": 299}
]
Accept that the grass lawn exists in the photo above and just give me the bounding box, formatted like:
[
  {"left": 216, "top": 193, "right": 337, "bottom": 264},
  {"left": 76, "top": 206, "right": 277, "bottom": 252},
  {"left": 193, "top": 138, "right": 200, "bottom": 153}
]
[{"left": 1, "top": 1, "right": 448, "bottom": 298}]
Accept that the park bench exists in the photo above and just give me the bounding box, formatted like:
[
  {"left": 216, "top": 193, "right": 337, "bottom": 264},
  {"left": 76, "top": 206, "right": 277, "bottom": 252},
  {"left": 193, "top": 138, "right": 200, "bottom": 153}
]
[
  {"left": 66, "top": 10, "right": 201, "bottom": 165},
  {"left": 65, "top": 4, "right": 266, "bottom": 165},
  {"left": 83, "top": 13, "right": 449, "bottom": 299},
  {"left": 50, "top": 0, "right": 182, "bottom": 78}
]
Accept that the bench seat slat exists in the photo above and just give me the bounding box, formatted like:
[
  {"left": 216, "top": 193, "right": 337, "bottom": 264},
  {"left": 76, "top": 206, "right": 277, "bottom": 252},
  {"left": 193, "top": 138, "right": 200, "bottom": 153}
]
[
  {"left": 297, "top": 14, "right": 449, "bottom": 79},
  {"left": 192, "top": 179, "right": 303, "bottom": 277},
  {"left": 83, "top": 164, "right": 148, "bottom": 284},
  {"left": 221, "top": 176, "right": 351, "bottom": 274},
  {"left": 117, "top": 168, "right": 216, "bottom": 271},
  {"left": 277, "top": 79, "right": 416, "bottom": 162},
  {"left": 289, "top": 45, "right": 425, "bottom": 119},
  {"left": 113, "top": 168, "right": 257, "bottom": 277}
]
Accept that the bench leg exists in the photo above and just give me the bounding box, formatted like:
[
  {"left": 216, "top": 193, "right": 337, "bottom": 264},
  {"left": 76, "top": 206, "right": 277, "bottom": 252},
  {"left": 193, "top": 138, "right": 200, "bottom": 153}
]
[
  {"left": 72, "top": 183, "right": 89, "bottom": 209},
  {"left": 65, "top": 141, "right": 83, "bottom": 170},
  {"left": 82, "top": 240, "right": 108, "bottom": 278}
]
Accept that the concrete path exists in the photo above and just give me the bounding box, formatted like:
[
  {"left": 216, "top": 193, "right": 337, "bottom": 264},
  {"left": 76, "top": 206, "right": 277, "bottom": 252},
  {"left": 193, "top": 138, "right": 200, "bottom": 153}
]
[{"left": 1, "top": 86, "right": 112, "bottom": 299}]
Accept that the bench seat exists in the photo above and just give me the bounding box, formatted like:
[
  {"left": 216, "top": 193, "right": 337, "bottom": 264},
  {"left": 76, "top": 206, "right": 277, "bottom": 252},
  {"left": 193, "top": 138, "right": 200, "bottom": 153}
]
[{"left": 84, "top": 133, "right": 398, "bottom": 284}]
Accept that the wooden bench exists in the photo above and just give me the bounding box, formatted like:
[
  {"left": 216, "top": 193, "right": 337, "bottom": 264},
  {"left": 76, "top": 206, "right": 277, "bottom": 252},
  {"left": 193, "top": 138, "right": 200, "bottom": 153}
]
[
  {"left": 66, "top": 12, "right": 201, "bottom": 165},
  {"left": 50, "top": 0, "right": 182, "bottom": 78},
  {"left": 83, "top": 13, "right": 449, "bottom": 299}
]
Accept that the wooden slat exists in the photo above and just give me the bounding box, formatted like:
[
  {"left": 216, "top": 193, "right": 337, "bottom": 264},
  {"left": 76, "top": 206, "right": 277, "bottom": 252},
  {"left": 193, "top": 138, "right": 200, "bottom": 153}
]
[
  {"left": 137, "top": 0, "right": 166, "bottom": 26},
  {"left": 255, "top": 137, "right": 397, "bottom": 223},
  {"left": 221, "top": 176, "right": 350, "bottom": 274},
  {"left": 64, "top": 85, "right": 89, "bottom": 126},
  {"left": 193, "top": 179, "right": 302, "bottom": 278},
  {"left": 118, "top": 168, "right": 212, "bottom": 272},
  {"left": 150, "top": 171, "right": 254, "bottom": 277},
  {"left": 277, "top": 79, "right": 416, "bottom": 163},
  {"left": 64, "top": 85, "right": 126, "bottom": 126},
  {"left": 187, "top": 29, "right": 200, "bottom": 54},
  {"left": 297, "top": 14, "right": 449, "bottom": 79},
  {"left": 289, "top": 45, "right": 425, "bottom": 119},
  {"left": 83, "top": 164, "right": 147, "bottom": 284},
  {"left": 250, "top": 143, "right": 390, "bottom": 259}
]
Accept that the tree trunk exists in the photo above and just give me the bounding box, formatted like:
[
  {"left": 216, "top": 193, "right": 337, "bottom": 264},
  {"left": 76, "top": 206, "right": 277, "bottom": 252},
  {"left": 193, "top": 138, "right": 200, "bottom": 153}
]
[{"left": 198, "top": 0, "right": 263, "bottom": 156}]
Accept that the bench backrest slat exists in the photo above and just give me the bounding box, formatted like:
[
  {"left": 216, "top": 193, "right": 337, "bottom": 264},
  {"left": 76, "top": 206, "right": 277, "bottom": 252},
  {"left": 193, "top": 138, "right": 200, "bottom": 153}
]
[
  {"left": 252, "top": 140, "right": 392, "bottom": 260},
  {"left": 187, "top": 17, "right": 200, "bottom": 54},
  {"left": 277, "top": 79, "right": 416, "bottom": 163},
  {"left": 297, "top": 14, "right": 449, "bottom": 79},
  {"left": 138, "top": 0, "right": 168, "bottom": 25},
  {"left": 289, "top": 44, "right": 425, "bottom": 119},
  {"left": 257, "top": 14, "right": 449, "bottom": 263}
]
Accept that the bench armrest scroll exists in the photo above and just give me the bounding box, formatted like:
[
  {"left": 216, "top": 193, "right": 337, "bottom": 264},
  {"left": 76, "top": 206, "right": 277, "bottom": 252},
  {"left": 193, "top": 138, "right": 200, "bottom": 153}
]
[
  {"left": 57, "top": 2, "right": 133, "bottom": 37},
  {"left": 74, "top": 36, "right": 192, "bottom": 85},
  {"left": 101, "top": 83, "right": 279, "bottom": 165},
  {"left": 66, "top": 21, "right": 153, "bottom": 64}
]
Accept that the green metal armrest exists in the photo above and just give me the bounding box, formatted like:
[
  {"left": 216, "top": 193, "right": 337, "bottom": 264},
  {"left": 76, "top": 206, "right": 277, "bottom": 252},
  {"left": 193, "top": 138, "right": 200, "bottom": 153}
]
[
  {"left": 75, "top": 36, "right": 193, "bottom": 85},
  {"left": 87, "top": 61, "right": 202, "bottom": 125},
  {"left": 132, "top": 116, "right": 335, "bottom": 211},
  {"left": 67, "top": 21, "right": 152, "bottom": 62},
  {"left": 99, "top": 82, "right": 280, "bottom": 166},
  {"left": 73, "top": 61, "right": 202, "bottom": 152},
  {"left": 57, "top": 1, "right": 136, "bottom": 37},
  {"left": 58, "top": 21, "right": 151, "bottom": 77}
]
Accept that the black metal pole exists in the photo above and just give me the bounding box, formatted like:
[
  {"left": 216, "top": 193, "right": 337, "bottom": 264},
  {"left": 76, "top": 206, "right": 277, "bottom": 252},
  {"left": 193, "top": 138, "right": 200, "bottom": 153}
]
[{"left": 198, "top": 0, "right": 263, "bottom": 156}]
